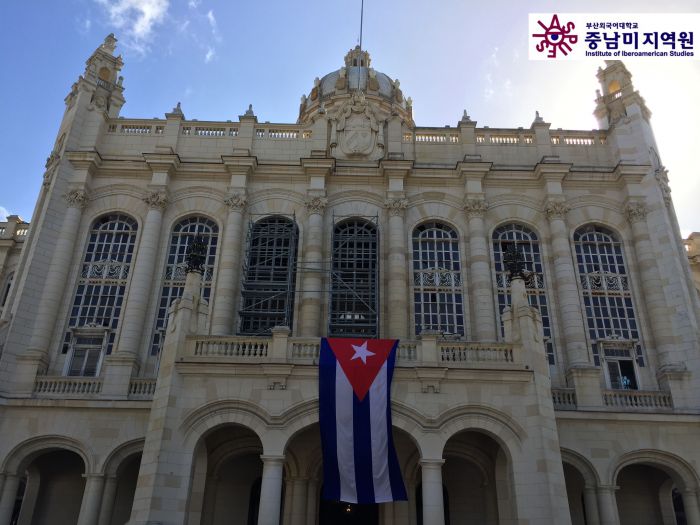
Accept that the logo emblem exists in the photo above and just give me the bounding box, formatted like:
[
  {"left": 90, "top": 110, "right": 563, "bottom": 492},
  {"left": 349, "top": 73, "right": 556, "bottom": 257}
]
[{"left": 532, "top": 14, "right": 578, "bottom": 58}]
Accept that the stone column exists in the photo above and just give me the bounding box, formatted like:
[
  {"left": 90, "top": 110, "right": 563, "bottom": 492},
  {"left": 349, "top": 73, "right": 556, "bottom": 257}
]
[
  {"left": 77, "top": 474, "right": 105, "bottom": 525},
  {"left": 464, "top": 197, "right": 497, "bottom": 341},
  {"left": 210, "top": 192, "right": 247, "bottom": 335},
  {"left": 544, "top": 200, "right": 589, "bottom": 366},
  {"left": 97, "top": 475, "right": 118, "bottom": 525},
  {"left": 0, "top": 474, "right": 20, "bottom": 525},
  {"left": 385, "top": 197, "right": 409, "bottom": 339},
  {"left": 625, "top": 201, "right": 678, "bottom": 369},
  {"left": 290, "top": 478, "right": 308, "bottom": 525},
  {"left": 420, "top": 459, "right": 445, "bottom": 525},
  {"left": 583, "top": 486, "right": 601, "bottom": 525},
  {"left": 27, "top": 189, "right": 88, "bottom": 354},
  {"left": 299, "top": 196, "right": 326, "bottom": 337},
  {"left": 683, "top": 490, "right": 700, "bottom": 525},
  {"left": 596, "top": 486, "right": 620, "bottom": 525},
  {"left": 305, "top": 479, "right": 318, "bottom": 525},
  {"left": 257, "top": 455, "right": 285, "bottom": 525}
]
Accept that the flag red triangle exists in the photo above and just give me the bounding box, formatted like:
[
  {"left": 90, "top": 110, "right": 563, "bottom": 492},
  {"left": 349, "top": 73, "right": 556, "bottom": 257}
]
[{"left": 325, "top": 338, "right": 397, "bottom": 402}]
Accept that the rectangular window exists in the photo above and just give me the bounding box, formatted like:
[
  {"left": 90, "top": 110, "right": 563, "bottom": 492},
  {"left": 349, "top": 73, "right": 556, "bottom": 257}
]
[{"left": 67, "top": 336, "right": 104, "bottom": 376}]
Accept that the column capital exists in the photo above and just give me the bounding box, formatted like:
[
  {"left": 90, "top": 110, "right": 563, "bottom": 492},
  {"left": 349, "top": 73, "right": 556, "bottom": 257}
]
[
  {"left": 143, "top": 190, "right": 168, "bottom": 210},
  {"left": 419, "top": 458, "right": 445, "bottom": 468},
  {"left": 224, "top": 191, "right": 247, "bottom": 211},
  {"left": 624, "top": 201, "right": 648, "bottom": 224},
  {"left": 463, "top": 197, "right": 488, "bottom": 218},
  {"left": 260, "top": 454, "right": 286, "bottom": 465},
  {"left": 64, "top": 189, "right": 90, "bottom": 209},
  {"left": 544, "top": 199, "right": 570, "bottom": 220},
  {"left": 305, "top": 196, "right": 328, "bottom": 215},
  {"left": 385, "top": 197, "right": 408, "bottom": 217},
  {"left": 596, "top": 484, "right": 619, "bottom": 492}
]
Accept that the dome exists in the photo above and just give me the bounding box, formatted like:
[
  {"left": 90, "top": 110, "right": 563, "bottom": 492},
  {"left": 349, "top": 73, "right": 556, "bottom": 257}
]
[{"left": 298, "top": 46, "right": 412, "bottom": 125}]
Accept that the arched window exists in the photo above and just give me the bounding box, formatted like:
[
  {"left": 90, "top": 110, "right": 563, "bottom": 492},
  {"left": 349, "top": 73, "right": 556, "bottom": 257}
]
[
  {"left": 239, "top": 216, "right": 299, "bottom": 335},
  {"left": 574, "top": 225, "right": 643, "bottom": 389},
  {"left": 412, "top": 222, "right": 464, "bottom": 336},
  {"left": 329, "top": 218, "right": 378, "bottom": 337},
  {"left": 62, "top": 214, "right": 137, "bottom": 376},
  {"left": 1, "top": 272, "right": 14, "bottom": 309},
  {"left": 150, "top": 216, "right": 219, "bottom": 355},
  {"left": 492, "top": 223, "right": 555, "bottom": 364}
]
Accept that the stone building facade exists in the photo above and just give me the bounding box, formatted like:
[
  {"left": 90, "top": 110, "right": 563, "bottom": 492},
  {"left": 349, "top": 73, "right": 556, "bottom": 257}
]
[{"left": 0, "top": 34, "right": 699, "bottom": 525}]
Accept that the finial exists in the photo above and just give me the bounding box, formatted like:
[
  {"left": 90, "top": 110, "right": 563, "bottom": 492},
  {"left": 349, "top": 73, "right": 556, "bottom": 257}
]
[
  {"left": 407, "top": 96, "right": 413, "bottom": 108},
  {"left": 244, "top": 104, "right": 255, "bottom": 117},
  {"left": 314, "top": 77, "right": 320, "bottom": 87},
  {"left": 185, "top": 236, "right": 207, "bottom": 274},
  {"left": 503, "top": 244, "right": 526, "bottom": 280},
  {"left": 101, "top": 33, "right": 118, "bottom": 54},
  {"left": 170, "top": 101, "right": 183, "bottom": 115}
]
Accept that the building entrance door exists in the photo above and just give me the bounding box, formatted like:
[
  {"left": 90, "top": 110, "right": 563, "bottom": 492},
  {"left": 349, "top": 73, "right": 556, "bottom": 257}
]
[{"left": 319, "top": 500, "right": 379, "bottom": 525}]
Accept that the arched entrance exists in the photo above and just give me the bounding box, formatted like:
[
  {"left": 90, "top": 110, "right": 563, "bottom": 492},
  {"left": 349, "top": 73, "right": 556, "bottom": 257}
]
[
  {"left": 187, "top": 423, "right": 265, "bottom": 525},
  {"left": 435, "top": 430, "right": 511, "bottom": 525},
  {"left": 283, "top": 423, "right": 420, "bottom": 525},
  {"left": 616, "top": 464, "right": 686, "bottom": 525},
  {"left": 12, "top": 449, "right": 86, "bottom": 525}
]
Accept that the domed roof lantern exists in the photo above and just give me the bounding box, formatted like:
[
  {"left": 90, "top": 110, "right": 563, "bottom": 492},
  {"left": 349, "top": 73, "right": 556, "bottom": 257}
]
[{"left": 344, "top": 46, "right": 371, "bottom": 68}]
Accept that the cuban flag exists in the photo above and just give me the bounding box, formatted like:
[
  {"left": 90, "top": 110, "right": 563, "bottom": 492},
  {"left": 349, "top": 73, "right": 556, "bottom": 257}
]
[{"left": 319, "top": 337, "right": 407, "bottom": 504}]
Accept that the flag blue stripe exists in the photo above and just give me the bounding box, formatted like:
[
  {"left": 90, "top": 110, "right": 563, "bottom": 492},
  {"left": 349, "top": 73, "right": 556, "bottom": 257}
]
[
  {"left": 353, "top": 389, "right": 375, "bottom": 504},
  {"left": 385, "top": 343, "right": 408, "bottom": 500},
  {"left": 319, "top": 339, "right": 340, "bottom": 501}
]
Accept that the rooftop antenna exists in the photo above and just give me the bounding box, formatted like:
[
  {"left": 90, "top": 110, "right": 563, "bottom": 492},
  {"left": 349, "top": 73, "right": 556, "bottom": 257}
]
[{"left": 357, "top": 0, "right": 364, "bottom": 91}]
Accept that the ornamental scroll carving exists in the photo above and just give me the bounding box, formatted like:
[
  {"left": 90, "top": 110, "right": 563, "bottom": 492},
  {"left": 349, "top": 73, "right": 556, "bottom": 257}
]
[
  {"left": 64, "top": 189, "right": 89, "bottom": 209},
  {"left": 143, "top": 191, "right": 168, "bottom": 210},
  {"left": 224, "top": 192, "right": 247, "bottom": 211},
  {"left": 625, "top": 202, "right": 648, "bottom": 223},
  {"left": 544, "top": 200, "right": 570, "bottom": 220},
  {"left": 305, "top": 196, "right": 327, "bottom": 215},
  {"left": 385, "top": 198, "right": 408, "bottom": 217},
  {"left": 463, "top": 198, "right": 488, "bottom": 218}
]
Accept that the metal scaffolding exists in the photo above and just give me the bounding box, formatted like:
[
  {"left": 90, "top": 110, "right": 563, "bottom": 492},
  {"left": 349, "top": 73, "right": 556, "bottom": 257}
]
[
  {"left": 238, "top": 215, "right": 299, "bottom": 335},
  {"left": 327, "top": 215, "right": 379, "bottom": 337}
]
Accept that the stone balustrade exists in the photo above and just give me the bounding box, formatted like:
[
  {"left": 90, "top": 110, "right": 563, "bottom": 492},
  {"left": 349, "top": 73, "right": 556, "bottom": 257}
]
[
  {"left": 128, "top": 378, "right": 157, "bottom": 399},
  {"left": 34, "top": 376, "right": 103, "bottom": 396},
  {"left": 603, "top": 389, "right": 673, "bottom": 410},
  {"left": 552, "top": 388, "right": 578, "bottom": 410}
]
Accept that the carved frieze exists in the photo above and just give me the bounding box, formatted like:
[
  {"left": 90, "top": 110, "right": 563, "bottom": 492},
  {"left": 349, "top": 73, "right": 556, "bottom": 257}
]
[
  {"left": 224, "top": 192, "right": 247, "bottom": 211},
  {"left": 625, "top": 202, "right": 648, "bottom": 224},
  {"left": 385, "top": 198, "right": 408, "bottom": 217},
  {"left": 463, "top": 198, "right": 488, "bottom": 218},
  {"left": 544, "top": 199, "right": 570, "bottom": 220},
  {"left": 305, "top": 196, "right": 328, "bottom": 215},
  {"left": 64, "top": 189, "right": 89, "bottom": 209},
  {"left": 330, "top": 91, "right": 385, "bottom": 160},
  {"left": 143, "top": 191, "right": 168, "bottom": 210}
]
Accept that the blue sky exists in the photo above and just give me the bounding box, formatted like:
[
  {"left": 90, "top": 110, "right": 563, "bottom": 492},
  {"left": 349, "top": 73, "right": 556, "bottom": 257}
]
[{"left": 0, "top": 0, "right": 698, "bottom": 236}]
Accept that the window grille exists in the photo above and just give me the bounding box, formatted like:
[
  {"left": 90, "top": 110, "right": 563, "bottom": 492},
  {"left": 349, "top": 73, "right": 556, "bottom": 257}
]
[
  {"left": 150, "top": 216, "right": 219, "bottom": 355},
  {"left": 238, "top": 216, "right": 299, "bottom": 335},
  {"left": 329, "top": 218, "right": 378, "bottom": 337},
  {"left": 492, "top": 223, "right": 556, "bottom": 364},
  {"left": 574, "top": 225, "right": 644, "bottom": 367},
  {"left": 412, "top": 222, "right": 464, "bottom": 336},
  {"left": 62, "top": 214, "right": 137, "bottom": 357}
]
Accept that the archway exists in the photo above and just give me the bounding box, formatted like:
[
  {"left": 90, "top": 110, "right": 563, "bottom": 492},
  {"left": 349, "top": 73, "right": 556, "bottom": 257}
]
[
  {"left": 563, "top": 462, "right": 587, "bottom": 525},
  {"left": 107, "top": 452, "right": 142, "bottom": 525},
  {"left": 283, "top": 422, "right": 420, "bottom": 525},
  {"left": 13, "top": 449, "right": 87, "bottom": 525},
  {"left": 616, "top": 464, "right": 686, "bottom": 525},
  {"left": 435, "top": 430, "right": 509, "bottom": 525},
  {"left": 188, "top": 423, "right": 264, "bottom": 525}
]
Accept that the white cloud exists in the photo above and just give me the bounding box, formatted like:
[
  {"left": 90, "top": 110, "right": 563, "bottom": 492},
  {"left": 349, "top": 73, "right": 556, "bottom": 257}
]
[
  {"left": 178, "top": 19, "right": 190, "bottom": 32},
  {"left": 204, "top": 47, "right": 215, "bottom": 63},
  {"left": 0, "top": 206, "right": 10, "bottom": 221},
  {"left": 95, "top": 0, "right": 170, "bottom": 54},
  {"left": 187, "top": 0, "right": 200, "bottom": 8},
  {"left": 206, "top": 9, "right": 216, "bottom": 29}
]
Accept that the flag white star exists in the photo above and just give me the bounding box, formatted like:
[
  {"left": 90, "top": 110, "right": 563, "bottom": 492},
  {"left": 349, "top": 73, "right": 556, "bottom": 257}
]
[{"left": 350, "top": 340, "right": 375, "bottom": 364}]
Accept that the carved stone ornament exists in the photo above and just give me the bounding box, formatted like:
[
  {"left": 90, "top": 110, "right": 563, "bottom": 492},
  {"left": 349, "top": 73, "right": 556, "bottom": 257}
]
[
  {"left": 330, "top": 91, "right": 385, "bottom": 160},
  {"left": 224, "top": 192, "right": 247, "bottom": 211},
  {"left": 385, "top": 198, "right": 408, "bottom": 217},
  {"left": 305, "top": 196, "right": 327, "bottom": 215},
  {"left": 64, "top": 189, "right": 89, "bottom": 209},
  {"left": 143, "top": 191, "right": 168, "bottom": 210},
  {"left": 625, "top": 202, "right": 648, "bottom": 223},
  {"left": 544, "top": 199, "right": 570, "bottom": 220},
  {"left": 655, "top": 168, "right": 672, "bottom": 207},
  {"left": 463, "top": 198, "right": 488, "bottom": 218}
]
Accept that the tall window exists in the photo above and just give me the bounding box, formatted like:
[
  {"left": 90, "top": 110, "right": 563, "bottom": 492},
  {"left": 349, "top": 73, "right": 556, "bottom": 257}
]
[
  {"left": 574, "top": 224, "right": 643, "bottom": 388},
  {"left": 150, "top": 216, "right": 219, "bottom": 355},
  {"left": 329, "top": 218, "right": 378, "bottom": 337},
  {"left": 412, "top": 222, "right": 464, "bottom": 336},
  {"left": 239, "top": 216, "right": 299, "bottom": 335},
  {"left": 492, "top": 223, "right": 555, "bottom": 364},
  {"left": 62, "top": 214, "right": 137, "bottom": 375},
  {"left": 1, "top": 272, "right": 13, "bottom": 309}
]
